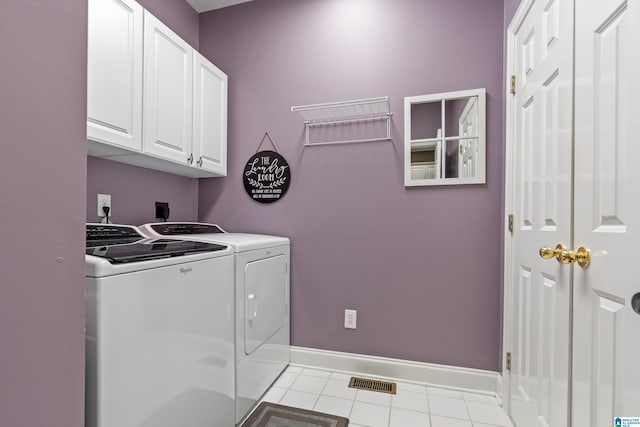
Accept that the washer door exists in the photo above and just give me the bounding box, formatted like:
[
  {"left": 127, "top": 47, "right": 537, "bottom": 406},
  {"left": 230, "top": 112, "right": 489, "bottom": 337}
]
[{"left": 244, "top": 255, "right": 287, "bottom": 355}]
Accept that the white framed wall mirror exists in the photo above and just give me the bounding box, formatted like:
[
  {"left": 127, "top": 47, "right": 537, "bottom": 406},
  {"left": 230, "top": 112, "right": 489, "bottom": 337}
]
[{"left": 404, "top": 88, "right": 486, "bottom": 186}]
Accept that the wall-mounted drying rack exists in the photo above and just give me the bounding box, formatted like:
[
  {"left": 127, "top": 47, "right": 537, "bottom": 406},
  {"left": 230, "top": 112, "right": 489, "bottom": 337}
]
[{"left": 291, "top": 97, "right": 392, "bottom": 146}]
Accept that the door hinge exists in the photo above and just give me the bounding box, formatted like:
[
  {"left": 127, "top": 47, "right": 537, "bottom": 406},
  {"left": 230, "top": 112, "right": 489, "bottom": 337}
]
[
  {"left": 510, "top": 75, "right": 516, "bottom": 95},
  {"left": 506, "top": 352, "right": 512, "bottom": 371},
  {"left": 508, "top": 214, "right": 514, "bottom": 234}
]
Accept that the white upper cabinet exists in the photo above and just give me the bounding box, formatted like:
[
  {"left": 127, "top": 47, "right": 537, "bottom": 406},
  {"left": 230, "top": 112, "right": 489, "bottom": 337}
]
[
  {"left": 87, "top": 0, "right": 143, "bottom": 152},
  {"left": 142, "top": 11, "right": 194, "bottom": 165},
  {"left": 193, "top": 52, "right": 228, "bottom": 175},
  {"left": 86, "top": 1, "right": 228, "bottom": 177}
]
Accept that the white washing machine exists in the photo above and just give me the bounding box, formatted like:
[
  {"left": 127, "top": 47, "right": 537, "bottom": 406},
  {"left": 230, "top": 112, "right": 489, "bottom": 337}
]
[
  {"left": 85, "top": 224, "right": 235, "bottom": 427},
  {"left": 139, "top": 222, "right": 290, "bottom": 424}
]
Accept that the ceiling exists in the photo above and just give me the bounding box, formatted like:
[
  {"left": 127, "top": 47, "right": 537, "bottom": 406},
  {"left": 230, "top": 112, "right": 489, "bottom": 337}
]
[{"left": 185, "top": 0, "right": 255, "bottom": 13}]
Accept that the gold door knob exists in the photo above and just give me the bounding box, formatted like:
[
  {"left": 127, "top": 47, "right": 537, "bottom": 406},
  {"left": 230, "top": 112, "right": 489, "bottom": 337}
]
[
  {"left": 559, "top": 246, "right": 591, "bottom": 268},
  {"left": 539, "top": 243, "right": 566, "bottom": 262}
]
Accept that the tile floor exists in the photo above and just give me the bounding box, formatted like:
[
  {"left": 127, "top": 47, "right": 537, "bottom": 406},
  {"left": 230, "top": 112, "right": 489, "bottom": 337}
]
[{"left": 256, "top": 365, "right": 514, "bottom": 427}]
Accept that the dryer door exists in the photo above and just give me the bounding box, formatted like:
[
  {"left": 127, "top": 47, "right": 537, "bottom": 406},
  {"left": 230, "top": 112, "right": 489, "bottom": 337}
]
[{"left": 244, "top": 255, "right": 287, "bottom": 355}]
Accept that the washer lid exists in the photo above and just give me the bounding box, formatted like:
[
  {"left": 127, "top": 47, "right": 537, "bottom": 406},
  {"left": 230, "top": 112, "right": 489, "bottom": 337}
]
[{"left": 86, "top": 239, "right": 227, "bottom": 264}]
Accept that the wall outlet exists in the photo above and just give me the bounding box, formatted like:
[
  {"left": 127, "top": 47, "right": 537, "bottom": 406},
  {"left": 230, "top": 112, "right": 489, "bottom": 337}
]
[
  {"left": 344, "top": 309, "right": 357, "bottom": 329},
  {"left": 155, "top": 201, "right": 170, "bottom": 221},
  {"left": 97, "top": 194, "right": 111, "bottom": 217}
]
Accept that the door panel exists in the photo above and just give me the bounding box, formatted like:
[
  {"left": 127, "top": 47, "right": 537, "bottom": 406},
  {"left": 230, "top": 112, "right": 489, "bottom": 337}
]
[
  {"left": 541, "top": 70, "right": 561, "bottom": 230},
  {"left": 591, "top": 4, "right": 628, "bottom": 232},
  {"left": 509, "top": 0, "right": 573, "bottom": 425},
  {"left": 593, "top": 292, "right": 625, "bottom": 426},
  {"left": 573, "top": 0, "right": 640, "bottom": 423},
  {"left": 513, "top": 266, "right": 533, "bottom": 403},
  {"left": 519, "top": 94, "right": 534, "bottom": 230}
]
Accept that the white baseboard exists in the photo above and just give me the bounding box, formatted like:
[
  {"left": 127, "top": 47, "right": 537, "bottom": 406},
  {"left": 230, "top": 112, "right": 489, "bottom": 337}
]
[
  {"left": 290, "top": 346, "right": 501, "bottom": 395},
  {"left": 496, "top": 373, "right": 504, "bottom": 405}
]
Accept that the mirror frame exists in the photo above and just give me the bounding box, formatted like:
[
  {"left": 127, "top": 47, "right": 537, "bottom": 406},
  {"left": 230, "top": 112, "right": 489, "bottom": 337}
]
[{"left": 404, "top": 88, "right": 486, "bottom": 187}]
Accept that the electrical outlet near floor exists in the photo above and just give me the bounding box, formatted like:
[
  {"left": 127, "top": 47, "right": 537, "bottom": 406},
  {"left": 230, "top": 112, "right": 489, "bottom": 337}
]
[
  {"left": 97, "top": 194, "right": 111, "bottom": 217},
  {"left": 344, "top": 309, "right": 357, "bottom": 329}
]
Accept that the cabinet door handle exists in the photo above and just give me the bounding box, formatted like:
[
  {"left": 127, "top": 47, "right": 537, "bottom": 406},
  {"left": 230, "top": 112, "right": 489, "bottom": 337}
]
[
  {"left": 197, "top": 156, "right": 203, "bottom": 167},
  {"left": 187, "top": 153, "right": 194, "bottom": 165}
]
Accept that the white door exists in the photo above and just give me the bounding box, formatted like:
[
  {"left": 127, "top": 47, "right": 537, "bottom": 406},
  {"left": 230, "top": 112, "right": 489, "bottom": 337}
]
[
  {"left": 508, "top": 0, "right": 573, "bottom": 425},
  {"left": 572, "top": 0, "right": 640, "bottom": 424},
  {"left": 193, "top": 52, "right": 228, "bottom": 176},
  {"left": 143, "top": 10, "right": 193, "bottom": 164},
  {"left": 87, "top": 0, "right": 143, "bottom": 151}
]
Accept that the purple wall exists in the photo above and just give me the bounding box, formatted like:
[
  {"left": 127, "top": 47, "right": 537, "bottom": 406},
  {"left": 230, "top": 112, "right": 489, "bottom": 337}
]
[
  {"left": 411, "top": 101, "right": 442, "bottom": 140},
  {"left": 199, "top": 0, "right": 504, "bottom": 371},
  {"left": 504, "top": 0, "right": 523, "bottom": 29},
  {"left": 86, "top": 0, "right": 200, "bottom": 225},
  {"left": 87, "top": 157, "right": 199, "bottom": 225},
  {"left": 0, "top": 2, "right": 87, "bottom": 426}
]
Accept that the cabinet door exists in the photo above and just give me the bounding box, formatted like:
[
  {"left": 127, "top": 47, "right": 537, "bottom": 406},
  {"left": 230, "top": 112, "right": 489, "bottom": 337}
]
[
  {"left": 143, "top": 11, "right": 193, "bottom": 164},
  {"left": 87, "top": 0, "right": 143, "bottom": 151},
  {"left": 193, "top": 52, "right": 228, "bottom": 176}
]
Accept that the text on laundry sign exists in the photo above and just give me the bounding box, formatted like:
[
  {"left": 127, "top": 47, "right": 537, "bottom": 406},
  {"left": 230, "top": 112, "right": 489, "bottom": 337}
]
[{"left": 245, "top": 156, "right": 288, "bottom": 182}]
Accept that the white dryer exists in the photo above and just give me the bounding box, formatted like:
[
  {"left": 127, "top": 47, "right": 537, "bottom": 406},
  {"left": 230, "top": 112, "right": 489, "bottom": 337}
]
[
  {"left": 85, "top": 224, "right": 235, "bottom": 427},
  {"left": 139, "top": 222, "right": 290, "bottom": 425}
]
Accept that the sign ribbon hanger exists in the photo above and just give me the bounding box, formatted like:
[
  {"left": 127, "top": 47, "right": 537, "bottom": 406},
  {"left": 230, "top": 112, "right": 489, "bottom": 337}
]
[{"left": 255, "top": 131, "right": 281, "bottom": 154}]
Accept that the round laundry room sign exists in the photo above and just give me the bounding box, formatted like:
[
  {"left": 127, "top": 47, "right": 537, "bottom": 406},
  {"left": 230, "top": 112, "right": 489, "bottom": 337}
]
[{"left": 243, "top": 150, "right": 291, "bottom": 203}]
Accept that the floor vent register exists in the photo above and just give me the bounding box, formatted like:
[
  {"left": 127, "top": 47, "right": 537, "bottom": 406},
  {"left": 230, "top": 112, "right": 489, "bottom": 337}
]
[{"left": 348, "top": 377, "right": 397, "bottom": 394}]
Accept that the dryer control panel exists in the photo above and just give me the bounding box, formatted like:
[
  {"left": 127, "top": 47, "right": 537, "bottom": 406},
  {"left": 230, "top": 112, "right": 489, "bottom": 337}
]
[{"left": 150, "top": 222, "right": 225, "bottom": 235}]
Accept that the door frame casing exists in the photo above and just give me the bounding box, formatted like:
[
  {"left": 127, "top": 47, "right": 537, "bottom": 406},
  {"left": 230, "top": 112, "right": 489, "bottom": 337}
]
[{"left": 501, "top": 0, "right": 536, "bottom": 415}]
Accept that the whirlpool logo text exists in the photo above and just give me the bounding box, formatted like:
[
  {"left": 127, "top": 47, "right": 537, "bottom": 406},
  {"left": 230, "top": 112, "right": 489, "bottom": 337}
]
[{"left": 615, "top": 417, "right": 640, "bottom": 427}]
